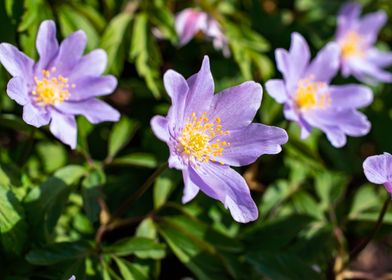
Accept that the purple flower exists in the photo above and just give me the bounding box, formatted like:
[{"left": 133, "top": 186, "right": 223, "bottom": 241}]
[
  {"left": 150, "top": 56, "right": 288, "bottom": 223},
  {"left": 266, "top": 33, "right": 373, "bottom": 148},
  {"left": 363, "top": 153, "right": 392, "bottom": 194},
  {"left": 69, "top": 276, "right": 75, "bottom": 280},
  {"left": 0, "top": 20, "right": 120, "bottom": 149},
  {"left": 175, "top": 8, "right": 230, "bottom": 57},
  {"left": 335, "top": 2, "right": 392, "bottom": 83}
]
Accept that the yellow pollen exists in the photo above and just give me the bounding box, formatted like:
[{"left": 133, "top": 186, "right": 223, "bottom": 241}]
[
  {"left": 178, "top": 112, "right": 230, "bottom": 164},
  {"left": 295, "top": 77, "right": 331, "bottom": 111},
  {"left": 340, "top": 31, "right": 366, "bottom": 59},
  {"left": 32, "top": 68, "right": 75, "bottom": 106}
]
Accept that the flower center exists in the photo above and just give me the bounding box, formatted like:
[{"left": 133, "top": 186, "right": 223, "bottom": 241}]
[
  {"left": 32, "top": 67, "right": 75, "bottom": 106},
  {"left": 340, "top": 31, "right": 366, "bottom": 59},
  {"left": 295, "top": 78, "right": 331, "bottom": 111},
  {"left": 178, "top": 112, "right": 230, "bottom": 164}
]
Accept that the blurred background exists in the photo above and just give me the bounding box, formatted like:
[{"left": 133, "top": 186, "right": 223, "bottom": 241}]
[{"left": 1, "top": 0, "right": 392, "bottom": 279}]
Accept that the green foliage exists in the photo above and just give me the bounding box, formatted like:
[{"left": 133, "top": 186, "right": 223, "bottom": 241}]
[{"left": 1, "top": 0, "right": 392, "bottom": 279}]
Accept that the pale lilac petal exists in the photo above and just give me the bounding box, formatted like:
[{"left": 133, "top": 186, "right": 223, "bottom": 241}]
[
  {"left": 69, "top": 276, "right": 76, "bottom": 280},
  {"left": 6, "top": 77, "right": 29, "bottom": 105},
  {"left": 35, "top": 20, "right": 59, "bottom": 72},
  {"left": 209, "top": 81, "right": 262, "bottom": 130},
  {"left": 150, "top": 115, "right": 169, "bottom": 142},
  {"left": 275, "top": 48, "right": 297, "bottom": 91},
  {"left": 49, "top": 110, "right": 77, "bottom": 149},
  {"left": 182, "top": 168, "right": 200, "bottom": 203},
  {"left": 176, "top": 9, "right": 207, "bottom": 46},
  {"left": 216, "top": 123, "right": 288, "bottom": 166},
  {"left": 323, "top": 126, "right": 347, "bottom": 148},
  {"left": 329, "top": 85, "right": 373, "bottom": 109},
  {"left": 189, "top": 164, "right": 258, "bottom": 223},
  {"left": 339, "top": 2, "right": 362, "bottom": 21},
  {"left": 265, "top": 79, "right": 288, "bottom": 104},
  {"left": 163, "top": 70, "right": 189, "bottom": 124},
  {"left": 184, "top": 56, "right": 214, "bottom": 117},
  {"left": 56, "top": 99, "right": 120, "bottom": 124},
  {"left": 22, "top": 103, "right": 50, "bottom": 127},
  {"left": 51, "top": 30, "right": 87, "bottom": 74},
  {"left": 363, "top": 152, "right": 392, "bottom": 185},
  {"left": 367, "top": 48, "right": 392, "bottom": 68},
  {"left": 358, "top": 11, "right": 387, "bottom": 44},
  {"left": 168, "top": 154, "right": 186, "bottom": 170},
  {"left": 305, "top": 42, "right": 340, "bottom": 83},
  {"left": 0, "top": 43, "right": 34, "bottom": 78},
  {"left": 68, "top": 49, "right": 108, "bottom": 80},
  {"left": 69, "top": 75, "right": 117, "bottom": 101}
]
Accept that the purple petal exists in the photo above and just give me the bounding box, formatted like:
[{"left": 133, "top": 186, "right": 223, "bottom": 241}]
[
  {"left": 7, "top": 77, "right": 29, "bottom": 105},
  {"left": 304, "top": 109, "right": 370, "bottom": 147},
  {"left": 209, "top": 81, "right": 262, "bottom": 130},
  {"left": 150, "top": 115, "right": 169, "bottom": 142},
  {"left": 305, "top": 42, "right": 340, "bottom": 83},
  {"left": 189, "top": 164, "right": 258, "bottom": 223},
  {"left": 55, "top": 99, "right": 120, "bottom": 124},
  {"left": 49, "top": 110, "right": 77, "bottom": 149},
  {"left": 358, "top": 11, "right": 387, "bottom": 44},
  {"left": 163, "top": 69, "right": 189, "bottom": 124},
  {"left": 216, "top": 123, "right": 288, "bottom": 166},
  {"left": 329, "top": 85, "right": 373, "bottom": 109},
  {"left": 0, "top": 43, "right": 34, "bottom": 78},
  {"left": 68, "top": 49, "right": 108, "bottom": 80},
  {"left": 184, "top": 56, "right": 214, "bottom": 118},
  {"left": 367, "top": 48, "right": 392, "bottom": 68},
  {"left": 182, "top": 168, "right": 200, "bottom": 203},
  {"left": 289, "top": 33, "right": 310, "bottom": 80},
  {"left": 35, "top": 20, "right": 59, "bottom": 72},
  {"left": 265, "top": 79, "right": 288, "bottom": 103},
  {"left": 51, "top": 30, "right": 87, "bottom": 75},
  {"left": 350, "top": 58, "right": 392, "bottom": 83},
  {"left": 363, "top": 152, "right": 392, "bottom": 185},
  {"left": 275, "top": 48, "right": 296, "bottom": 91},
  {"left": 69, "top": 75, "right": 117, "bottom": 101},
  {"left": 22, "top": 103, "right": 50, "bottom": 127}
]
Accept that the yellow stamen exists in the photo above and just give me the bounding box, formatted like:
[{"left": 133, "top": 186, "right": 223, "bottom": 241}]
[
  {"left": 32, "top": 68, "right": 74, "bottom": 106},
  {"left": 295, "top": 77, "right": 331, "bottom": 111},
  {"left": 178, "top": 112, "right": 230, "bottom": 164},
  {"left": 340, "top": 31, "right": 366, "bottom": 59}
]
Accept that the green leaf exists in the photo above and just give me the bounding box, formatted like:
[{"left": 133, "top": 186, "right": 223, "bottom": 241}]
[
  {"left": 349, "top": 184, "right": 380, "bottom": 220},
  {"left": 103, "top": 237, "right": 165, "bottom": 259},
  {"left": 26, "top": 241, "right": 92, "bottom": 265},
  {"left": 54, "top": 165, "right": 87, "bottom": 185},
  {"left": 36, "top": 141, "right": 68, "bottom": 173},
  {"left": 99, "top": 12, "right": 133, "bottom": 75},
  {"left": 108, "top": 117, "right": 138, "bottom": 159},
  {"left": 113, "top": 257, "right": 149, "bottom": 280},
  {"left": 153, "top": 169, "right": 177, "bottom": 209},
  {"left": 82, "top": 169, "right": 106, "bottom": 223},
  {"left": 24, "top": 177, "right": 71, "bottom": 243},
  {"left": 57, "top": 4, "right": 100, "bottom": 50},
  {"left": 112, "top": 153, "right": 158, "bottom": 168},
  {"left": 129, "top": 13, "right": 162, "bottom": 98},
  {"left": 0, "top": 186, "right": 27, "bottom": 256},
  {"left": 246, "top": 252, "right": 323, "bottom": 280},
  {"left": 136, "top": 218, "right": 157, "bottom": 239}
]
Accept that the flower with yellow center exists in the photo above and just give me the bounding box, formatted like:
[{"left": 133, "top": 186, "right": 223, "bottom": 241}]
[
  {"left": 178, "top": 112, "right": 229, "bottom": 164},
  {"left": 32, "top": 67, "right": 75, "bottom": 107},
  {"left": 295, "top": 78, "right": 331, "bottom": 111},
  {"left": 340, "top": 31, "right": 366, "bottom": 59}
]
